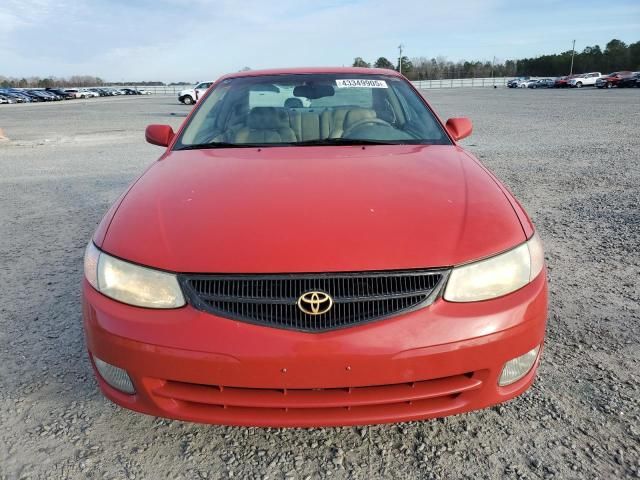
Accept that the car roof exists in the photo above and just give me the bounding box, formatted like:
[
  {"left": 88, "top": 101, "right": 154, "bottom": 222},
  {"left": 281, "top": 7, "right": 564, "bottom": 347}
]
[{"left": 219, "top": 67, "right": 404, "bottom": 81}]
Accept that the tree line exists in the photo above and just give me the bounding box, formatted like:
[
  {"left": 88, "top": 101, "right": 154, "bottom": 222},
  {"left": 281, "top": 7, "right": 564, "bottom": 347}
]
[
  {"left": 353, "top": 38, "right": 640, "bottom": 80},
  {"left": 0, "top": 76, "right": 174, "bottom": 88},
  {"left": 0, "top": 75, "right": 106, "bottom": 88}
]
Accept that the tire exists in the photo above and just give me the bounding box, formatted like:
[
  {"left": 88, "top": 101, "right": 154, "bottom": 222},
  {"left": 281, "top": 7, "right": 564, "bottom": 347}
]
[
  {"left": 576, "top": 82, "right": 583, "bottom": 88},
  {"left": 606, "top": 83, "right": 613, "bottom": 89},
  {"left": 182, "top": 96, "right": 194, "bottom": 105}
]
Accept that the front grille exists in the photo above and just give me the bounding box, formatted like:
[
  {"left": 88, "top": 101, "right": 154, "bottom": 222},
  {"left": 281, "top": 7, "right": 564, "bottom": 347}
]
[
  {"left": 148, "top": 371, "right": 484, "bottom": 426},
  {"left": 153, "top": 373, "right": 481, "bottom": 409},
  {"left": 179, "top": 270, "right": 447, "bottom": 332}
]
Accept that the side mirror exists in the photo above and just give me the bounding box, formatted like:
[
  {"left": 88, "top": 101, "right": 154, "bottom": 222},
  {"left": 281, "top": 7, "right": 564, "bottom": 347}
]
[
  {"left": 145, "top": 124, "right": 175, "bottom": 147},
  {"left": 445, "top": 117, "right": 473, "bottom": 141}
]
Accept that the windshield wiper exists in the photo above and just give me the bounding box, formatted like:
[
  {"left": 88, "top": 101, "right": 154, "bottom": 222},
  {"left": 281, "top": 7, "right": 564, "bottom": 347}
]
[
  {"left": 176, "top": 138, "right": 402, "bottom": 150},
  {"left": 176, "top": 142, "right": 260, "bottom": 150},
  {"left": 295, "top": 138, "right": 397, "bottom": 146}
]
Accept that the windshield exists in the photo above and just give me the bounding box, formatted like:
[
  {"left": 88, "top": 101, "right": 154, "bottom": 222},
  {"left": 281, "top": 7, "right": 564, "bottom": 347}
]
[{"left": 175, "top": 73, "right": 450, "bottom": 149}]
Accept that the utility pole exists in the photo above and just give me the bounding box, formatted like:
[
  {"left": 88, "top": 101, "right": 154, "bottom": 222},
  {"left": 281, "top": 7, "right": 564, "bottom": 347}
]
[
  {"left": 492, "top": 56, "right": 496, "bottom": 86},
  {"left": 569, "top": 39, "right": 576, "bottom": 75},
  {"left": 398, "top": 44, "right": 404, "bottom": 74}
]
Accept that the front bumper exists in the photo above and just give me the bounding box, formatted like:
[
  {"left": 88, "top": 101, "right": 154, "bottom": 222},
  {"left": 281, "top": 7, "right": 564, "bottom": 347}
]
[{"left": 83, "top": 272, "right": 547, "bottom": 427}]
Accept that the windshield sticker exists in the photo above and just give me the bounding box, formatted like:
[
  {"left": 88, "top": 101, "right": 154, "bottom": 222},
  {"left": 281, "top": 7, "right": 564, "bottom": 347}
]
[{"left": 335, "top": 79, "right": 388, "bottom": 88}]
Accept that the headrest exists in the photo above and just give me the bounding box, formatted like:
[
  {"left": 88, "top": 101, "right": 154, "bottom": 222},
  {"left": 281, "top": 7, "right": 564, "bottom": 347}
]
[
  {"left": 284, "top": 97, "right": 303, "bottom": 108},
  {"left": 344, "top": 109, "right": 376, "bottom": 129},
  {"left": 248, "top": 107, "right": 290, "bottom": 129}
]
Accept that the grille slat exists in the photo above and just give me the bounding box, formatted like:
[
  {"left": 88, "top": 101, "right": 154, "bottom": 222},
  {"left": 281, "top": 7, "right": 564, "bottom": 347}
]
[
  {"left": 152, "top": 373, "right": 483, "bottom": 409},
  {"left": 179, "top": 270, "right": 447, "bottom": 332}
]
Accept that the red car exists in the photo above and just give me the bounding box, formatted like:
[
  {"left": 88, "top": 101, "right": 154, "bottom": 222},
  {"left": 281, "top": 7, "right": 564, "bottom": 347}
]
[
  {"left": 83, "top": 67, "right": 547, "bottom": 427},
  {"left": 554, "top": 75, "right": 575, "bottom": 88},
  {"left": 596, "top": 71, "right": 633, "bottom": 88}
]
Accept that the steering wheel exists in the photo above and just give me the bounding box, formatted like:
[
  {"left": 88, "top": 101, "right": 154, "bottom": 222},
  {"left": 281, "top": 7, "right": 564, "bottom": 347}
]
[{"left": 342, "top": 118, "right": 392, "bottom": 137}]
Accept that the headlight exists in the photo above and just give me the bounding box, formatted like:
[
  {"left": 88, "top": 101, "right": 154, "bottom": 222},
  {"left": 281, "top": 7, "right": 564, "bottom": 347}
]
[
  {"left": 444, "top": 233, "right": 544, "bottom": 302},
  {"left": 84, "top": 242, "right": 185, "bottom": 309}
]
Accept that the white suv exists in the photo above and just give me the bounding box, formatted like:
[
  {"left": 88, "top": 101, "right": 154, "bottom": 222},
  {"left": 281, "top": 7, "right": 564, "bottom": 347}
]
[
  {"left": 569, "top": 72, "right": 602, "bottom": 88},
  {"left": 178, "top": 81, "right": 213, "bottom": 105}
]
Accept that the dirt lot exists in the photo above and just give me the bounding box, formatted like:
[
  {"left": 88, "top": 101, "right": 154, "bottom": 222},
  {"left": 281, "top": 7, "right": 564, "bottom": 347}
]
[{"left": 0, "top": 89, "right": 638, "bottom": 480}]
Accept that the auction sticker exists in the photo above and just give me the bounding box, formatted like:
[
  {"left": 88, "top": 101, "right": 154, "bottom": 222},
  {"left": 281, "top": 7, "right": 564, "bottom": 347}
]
[{"left": 335, "top": 79, "right": 388, "bottom": 88}]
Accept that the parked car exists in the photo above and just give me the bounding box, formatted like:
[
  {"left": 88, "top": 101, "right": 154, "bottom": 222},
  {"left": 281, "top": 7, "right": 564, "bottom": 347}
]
[
  {"left": 568, "top": 72, "right": 602, "bottom": 88},
  {"left": 178, "top": 81, "right": 213, "bottom": 104},
  {"left": 121, "top": 88, "right": 141, "bottom": 95},
  {"left": 46, "top": 88, "right": 76, "bottom": 99},
  {"left": 88, "top": 88, "right": 109, "bottom": 97},
  {"left": 80, "top": 89, "right": 99, "bottom": 98},
  {"left": 0, "top": 90, "right": 19, "bottom": 102},
  {"left": 528, "top": 78, "right": 554, "bottom": 88},
  {"left": 137, "top": 89, "right": 152, "bottom": 95},
  {"left": 595, "top": 72, "right": 630, "bottom": 89},
  {"left": 32, "top": 90, "right": 63, "bottom": 101},
  {"left": 1, "top": 89, "right": 31, "bottom": 102},
  {"left": 64, "top": 89, "right": 84, "bottom": 99},
  {"left": 507, "top": 76, "right": 529, "bottom": 88},
  {"left": 0, "top": 95, "right": 15, "bottom": 104},
  {"left": 618, "top": 72, "right": 640, "bottom": 88},
  {"left": 554, "top": 75, "right": 576, "bottom": 88},
  {"left": 25, "top": 90, "right": 51, "bottom": 101},
  {"left": 518, "top": 79, "right": 538, "bottom": 88},
  {"left": 84, "top": 67, "right": 548, "bottom": 427},
  {"left": 15, "top": 90, "right": 41, "bottom": 102}
]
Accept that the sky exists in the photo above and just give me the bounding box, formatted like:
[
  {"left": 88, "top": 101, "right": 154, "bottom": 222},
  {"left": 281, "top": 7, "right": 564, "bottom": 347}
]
[{"left": 0, "top": 0, "right": 638, "bottom": 82}]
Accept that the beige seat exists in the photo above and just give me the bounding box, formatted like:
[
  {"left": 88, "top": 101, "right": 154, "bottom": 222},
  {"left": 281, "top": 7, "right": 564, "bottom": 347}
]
[
  {"left": 233, "top": 107, "right": 297, "bottom": 143},
  {"left": 324, "top": 107, "right": 350, "bottom": 138},
  {"left": 326, "top": 108, "right": 376, "bottom": 138},
  {"left": 288, "top": 110, "right": 325, "bottom": 142},
  {"left": 343, "top": 109, "right": 377, "bottom": 134}
]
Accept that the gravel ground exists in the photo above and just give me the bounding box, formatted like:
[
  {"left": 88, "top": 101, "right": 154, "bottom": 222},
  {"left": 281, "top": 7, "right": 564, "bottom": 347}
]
[{"left": 0, "top": 89, "right": 638, "bottom": 480}]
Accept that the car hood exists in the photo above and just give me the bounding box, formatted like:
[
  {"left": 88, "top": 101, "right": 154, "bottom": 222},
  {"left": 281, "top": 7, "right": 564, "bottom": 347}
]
[{"left": 101, "top": 145, "right": 526, "bottom": 273}]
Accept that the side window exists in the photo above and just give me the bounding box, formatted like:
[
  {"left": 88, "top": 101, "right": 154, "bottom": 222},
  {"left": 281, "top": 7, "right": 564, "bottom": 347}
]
[
  {"left": 392, "top": 86, "right": 415, "bottom": 122},
  {"left": 180, "top": 81, "right": 233, "bottom": 144},
  {"left": 372, "top": 89, "right": 398, "bottom": 124},
  {"left": 390, "top": 80, "right": 446, "bottom": 141}
]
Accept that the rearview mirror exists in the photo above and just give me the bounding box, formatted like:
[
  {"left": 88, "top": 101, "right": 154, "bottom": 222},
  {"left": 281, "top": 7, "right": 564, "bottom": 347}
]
[
  {"left": 445, "top": 117, "right": 472, "bottom": 141},
  {"left": 145, "top": 124, "right": 175, "bottom": 147},
  {"left": 293, "top": 84, "right": 335, "bottom": 99}
]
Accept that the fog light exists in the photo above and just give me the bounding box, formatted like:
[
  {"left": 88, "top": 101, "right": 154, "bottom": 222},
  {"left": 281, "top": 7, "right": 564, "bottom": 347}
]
[
  {"left": 499, "top": 345, "right": 540, "bottom": 386},
  {"left": 93, "top": 356, "right": 136, "bottom": 394}
]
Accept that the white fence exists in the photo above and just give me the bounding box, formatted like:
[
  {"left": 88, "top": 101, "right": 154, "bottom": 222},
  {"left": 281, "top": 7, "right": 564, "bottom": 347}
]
[
  {"left": 107, "top": 85, "right": 185, "bottom": 95},
  {"left": 108, "top": 77, "right": 516, "bottom": 96},
  {"left": 412, "top": 77, "right": 514, "bottom": 89}
]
